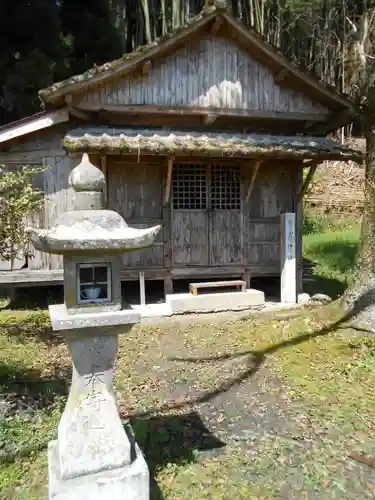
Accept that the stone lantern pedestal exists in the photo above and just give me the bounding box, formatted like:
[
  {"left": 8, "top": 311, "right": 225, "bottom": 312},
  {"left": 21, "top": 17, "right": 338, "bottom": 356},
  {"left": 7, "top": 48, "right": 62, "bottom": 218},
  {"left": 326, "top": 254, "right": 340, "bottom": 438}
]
[{"left": 26, "top": 154, "right": 161, "bottom": 499}]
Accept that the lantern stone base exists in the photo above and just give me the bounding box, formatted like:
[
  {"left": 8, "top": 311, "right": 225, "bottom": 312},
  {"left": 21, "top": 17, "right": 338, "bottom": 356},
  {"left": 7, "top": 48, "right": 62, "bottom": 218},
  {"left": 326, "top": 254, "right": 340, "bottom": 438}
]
[{"left": 48, "top": 439, "right": 149, "bottom": 500}]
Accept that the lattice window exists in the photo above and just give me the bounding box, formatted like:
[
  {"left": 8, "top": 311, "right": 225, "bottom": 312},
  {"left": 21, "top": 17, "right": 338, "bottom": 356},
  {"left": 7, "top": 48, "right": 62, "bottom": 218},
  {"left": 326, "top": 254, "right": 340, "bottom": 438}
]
[
  {"left": 77, "top": 263, "right": 112, "bottom": 304},
  {"left": 172, "top": 164, "right": 207, "bottom": 209},
  {"left": 211, "top": 165, "right": 241, "bottom": 210}
]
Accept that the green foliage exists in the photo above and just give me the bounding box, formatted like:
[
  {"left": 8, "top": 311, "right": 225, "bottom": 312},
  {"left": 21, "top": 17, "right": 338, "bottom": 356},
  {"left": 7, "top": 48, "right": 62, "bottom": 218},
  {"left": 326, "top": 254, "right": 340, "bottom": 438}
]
[
  {"left": 59, "top": 0, "right": 123, "bottom": 75},
  {"left": 0, "top": 0, "right": 367, "bottom": 125},
  {"left": 303, "top": 208, "right": 359, "bottom": 235},
  {"left": 0, "top": 0, "right": 67, "bottom": 124},
  {"left": 303, "top": 228, "right": 360, "bottom": 299},
  {"left": 0, "top": 166, "right": 44, "bottom": 269}
]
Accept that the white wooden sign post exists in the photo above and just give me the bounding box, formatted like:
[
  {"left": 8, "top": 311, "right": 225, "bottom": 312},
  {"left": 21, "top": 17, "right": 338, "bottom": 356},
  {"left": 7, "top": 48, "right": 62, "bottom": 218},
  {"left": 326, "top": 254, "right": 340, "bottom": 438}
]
[{"left": 280, "top": 213, "right": 296, "bottom": 304}]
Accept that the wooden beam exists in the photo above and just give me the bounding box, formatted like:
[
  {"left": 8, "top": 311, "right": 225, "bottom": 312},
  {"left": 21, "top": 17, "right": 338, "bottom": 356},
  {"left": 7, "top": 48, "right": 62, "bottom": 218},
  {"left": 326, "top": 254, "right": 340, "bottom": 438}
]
[
  {"left": 297, "top": 161, "right": 320, "bottom": 202},
  {"left": 305, "top": 111, "right": 355, "bottom": 135},
  {"left": 203, "top": 114, "right": 217, "bottom": 125},
  {"left": 164, "top": 156, "right": 174, "bottom": 204},
  {"left": 274, "top": 67, "right": 289, "bottom": 84},
  {"left": 65, "top": 94, "right": 91, "bottom": 120},
  {"left": 0, "top": 150, "right": 65, "bottom": 163},
  {"left": 76, "top": 103, "right": 329, "bottom": 123},
  {"left": 69, "top": 106, "right": 91, "bottom": 121},
  {"left": 100, "top": 155, "right": 108, "bottom": 203},
  {"left": 0, "top": 109, "right": 69, "bottom": 145},
  {"left": 245, "top": 161, "right": 261, "bottom": 203},
  {"left": 142, "top": 60, "right": 152, "bottom": 76},
  {"left": 211, "top": 16, "right": 223, "bottom": 34}
]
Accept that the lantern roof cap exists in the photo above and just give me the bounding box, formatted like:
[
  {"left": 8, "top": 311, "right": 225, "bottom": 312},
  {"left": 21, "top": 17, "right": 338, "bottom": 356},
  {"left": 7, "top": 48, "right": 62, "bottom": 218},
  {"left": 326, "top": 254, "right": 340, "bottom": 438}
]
[{"left": 26, "top": 153, "right": 160, "bottom": 255}]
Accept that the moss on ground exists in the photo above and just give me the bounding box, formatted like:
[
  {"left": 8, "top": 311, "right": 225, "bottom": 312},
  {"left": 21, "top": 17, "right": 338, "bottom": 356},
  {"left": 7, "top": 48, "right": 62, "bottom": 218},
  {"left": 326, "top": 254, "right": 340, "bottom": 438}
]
[{"left": 0, "top": 303, "right": 374, "bottom": 499}]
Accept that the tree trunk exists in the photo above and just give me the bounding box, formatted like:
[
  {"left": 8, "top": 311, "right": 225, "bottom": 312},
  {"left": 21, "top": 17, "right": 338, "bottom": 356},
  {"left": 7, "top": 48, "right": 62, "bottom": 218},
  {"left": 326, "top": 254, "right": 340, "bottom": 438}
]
[{"left": 343, "top": 97, "right": 375, "bottom": 331}]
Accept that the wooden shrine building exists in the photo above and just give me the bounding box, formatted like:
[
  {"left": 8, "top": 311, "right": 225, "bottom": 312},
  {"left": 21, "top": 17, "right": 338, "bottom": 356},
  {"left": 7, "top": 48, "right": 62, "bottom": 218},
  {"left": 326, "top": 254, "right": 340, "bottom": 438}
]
[{"left": 0, "top": 4, "right": 362, "bottom": 296}]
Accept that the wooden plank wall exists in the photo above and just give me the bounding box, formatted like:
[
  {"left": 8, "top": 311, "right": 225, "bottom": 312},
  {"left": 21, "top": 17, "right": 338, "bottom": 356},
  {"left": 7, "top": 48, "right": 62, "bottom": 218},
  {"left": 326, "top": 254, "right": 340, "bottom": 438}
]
[
  {"left": 210, "top": 211, "right": 242, "bottom": 265},
  {"left": 76, "top": 36, "right": 328, "bottom": 115},
  {"left": 0, "top": 123, "right": 300, "bottom": 276},
  {"left": 29, "top": 155, "right": 76, "bottom": 270},
  {"left": 106, "top": 159, "right": 298, "bottom": 275},
  {"left": 0, "top": 126, "right": 99, "bottom": 270},
  {"left": 106, "top": 159, "right": 164, "bottom": 268},
  {"left": 243, "top": 162, "right": 297, "bottom": 271},
  {"left": 171, "top": 211, "right": 209, "bottom": 265},
  {"left": 0, "top": 127, "right": 77, "bottom": 271}
]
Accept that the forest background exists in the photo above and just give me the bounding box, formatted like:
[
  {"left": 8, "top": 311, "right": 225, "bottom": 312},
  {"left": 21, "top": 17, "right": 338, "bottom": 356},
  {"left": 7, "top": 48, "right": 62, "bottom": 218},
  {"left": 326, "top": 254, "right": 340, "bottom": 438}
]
[{"left": 0, "top": 0, "right": 367, "bottom": 128}]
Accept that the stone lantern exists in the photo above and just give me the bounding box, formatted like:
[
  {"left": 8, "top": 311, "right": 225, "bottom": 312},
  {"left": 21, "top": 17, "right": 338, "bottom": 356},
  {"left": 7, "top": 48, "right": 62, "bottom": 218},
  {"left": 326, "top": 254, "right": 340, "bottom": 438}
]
[{"left": 26, "top": 153, "right": 160, "bottom": 499}]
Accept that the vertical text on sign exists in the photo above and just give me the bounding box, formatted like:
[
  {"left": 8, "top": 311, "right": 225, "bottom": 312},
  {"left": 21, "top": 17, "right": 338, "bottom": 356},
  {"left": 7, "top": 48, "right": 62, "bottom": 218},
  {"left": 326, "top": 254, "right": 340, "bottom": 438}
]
[
  {"left": 83, "top": 363, "right": 106, "bottom": 430},
  {"left": 84, "top": 389, "right": 106, "bottom": 430},
  {"left": 280, "top": 212, "right": 296, "bottom": 304}
]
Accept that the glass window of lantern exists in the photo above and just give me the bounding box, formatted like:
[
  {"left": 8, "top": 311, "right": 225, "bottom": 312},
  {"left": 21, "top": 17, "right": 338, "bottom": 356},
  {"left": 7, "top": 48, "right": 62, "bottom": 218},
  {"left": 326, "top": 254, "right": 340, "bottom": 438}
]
[{"left": 77, "top": 263, "right": 112, "bottom": 304}]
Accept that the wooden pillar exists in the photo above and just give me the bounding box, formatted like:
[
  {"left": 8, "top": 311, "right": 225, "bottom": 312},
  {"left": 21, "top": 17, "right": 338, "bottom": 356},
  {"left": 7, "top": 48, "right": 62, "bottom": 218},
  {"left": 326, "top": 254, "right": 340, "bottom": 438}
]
[
  {"left": 242, "top": 269, "right": 251, "bottom": 289},
  {"left": 100, "top": 155, "right": 108, "bottom": 206},
  {"left": 280, "top": 213, "right": 297, "bottom": 303},
  {"left": 139, "top": 271, "right": 146, "bottom": 306},
  {"left": 163, "top": 156, "right": 174, "bottom": 297},
  {"left": 245, "top": 161, "right": 261, "bottom": 203},
  {"left": 297, "top": 161, "right": 319, "bottom": 203},
  {"left": 164, "top": 273, "right": 173, "bottom": 296},
  {"left": 295, "top": 166, "right": 304, "bottom": 294}
]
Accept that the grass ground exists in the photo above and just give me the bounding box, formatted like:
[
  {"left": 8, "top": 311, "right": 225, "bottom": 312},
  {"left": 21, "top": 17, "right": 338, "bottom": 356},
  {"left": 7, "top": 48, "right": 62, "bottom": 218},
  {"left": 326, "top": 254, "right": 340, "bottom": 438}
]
[
  {"left": 303, "top": 223, "right": 361, "bottom": 298},
  {"left": 0, "top": 217, "right": 371, "bottom": 499},
  {"left": 0, "top": 302, "right": 374, "bottom": 499}
]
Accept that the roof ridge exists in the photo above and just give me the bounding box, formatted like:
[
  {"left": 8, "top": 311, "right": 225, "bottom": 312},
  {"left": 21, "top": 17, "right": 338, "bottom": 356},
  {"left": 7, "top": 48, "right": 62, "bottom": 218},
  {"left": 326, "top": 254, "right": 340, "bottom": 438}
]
[{"left": 39, "top": 5, "right": 220, "bottom": 103}]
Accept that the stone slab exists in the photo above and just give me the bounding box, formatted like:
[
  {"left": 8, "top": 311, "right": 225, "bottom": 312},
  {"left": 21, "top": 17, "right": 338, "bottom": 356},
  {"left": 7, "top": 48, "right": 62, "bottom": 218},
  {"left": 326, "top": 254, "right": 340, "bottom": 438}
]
[
  {"left": 166, "top": 289, "right": 265, "bottom": 314},
  {"left": 49, "top": 303, "right": 141, "bottom": 333},
  {"left": 132, "top": 303, "right": 172, "bottom": 318},
  {"left": 48, "top": 439, "right": 149, "bottom": 500}
]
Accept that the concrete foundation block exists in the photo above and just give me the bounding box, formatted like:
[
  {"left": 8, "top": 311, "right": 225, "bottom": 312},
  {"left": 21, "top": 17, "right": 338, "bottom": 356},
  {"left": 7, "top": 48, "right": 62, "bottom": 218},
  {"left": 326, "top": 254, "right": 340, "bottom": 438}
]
[
  {"left": 166, "top": 289, "right": 265, "bottom": 314},
  {"left": 48, "top": 439, "right": 149, "bottom": 500},
  {"left": 297, "top": 293, "right": 311, "bottom": 305}
]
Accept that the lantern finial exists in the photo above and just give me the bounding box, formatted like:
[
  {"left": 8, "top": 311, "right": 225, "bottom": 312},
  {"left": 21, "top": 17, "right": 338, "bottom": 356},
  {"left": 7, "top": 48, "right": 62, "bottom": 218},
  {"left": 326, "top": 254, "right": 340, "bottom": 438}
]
[{"left": 69, "top": 153, "right": 105, "bottom": 193}]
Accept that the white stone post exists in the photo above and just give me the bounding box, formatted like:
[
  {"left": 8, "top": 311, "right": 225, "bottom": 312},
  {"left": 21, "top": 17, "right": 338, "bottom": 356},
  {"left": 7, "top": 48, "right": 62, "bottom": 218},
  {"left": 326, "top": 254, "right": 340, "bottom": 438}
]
[{"left": 280, "top": 212, "right": 296, "bottom": 304}]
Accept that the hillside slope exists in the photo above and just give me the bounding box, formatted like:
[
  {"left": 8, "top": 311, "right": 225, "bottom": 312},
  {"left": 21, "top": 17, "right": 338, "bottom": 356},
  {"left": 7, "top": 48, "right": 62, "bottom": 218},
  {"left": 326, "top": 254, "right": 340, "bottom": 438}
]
[{"left": 307, "top": 138, "right": 365, "bottom": 213}]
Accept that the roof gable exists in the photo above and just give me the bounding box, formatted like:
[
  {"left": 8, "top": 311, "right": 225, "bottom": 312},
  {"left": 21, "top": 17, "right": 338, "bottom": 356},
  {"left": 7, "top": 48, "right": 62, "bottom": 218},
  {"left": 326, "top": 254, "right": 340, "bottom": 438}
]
[
  {"left": 74, "top": 35, "right": 329, "bottom": 117},
  {"left": 39, "top": 5, "right": 354, "bottom": 114}
]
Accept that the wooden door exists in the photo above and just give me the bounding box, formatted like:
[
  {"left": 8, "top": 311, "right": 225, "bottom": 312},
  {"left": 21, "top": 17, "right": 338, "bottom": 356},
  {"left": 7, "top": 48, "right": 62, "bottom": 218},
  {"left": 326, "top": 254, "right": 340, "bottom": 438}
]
[
  {"left": 171, "top": 163, "right": 243, "bottom": 267},
  {"left": 209, "top": 165, "right": 242, "bottom": 265},
  {"left": 171, "top": 164, "right": 209, "bottom": 265}
]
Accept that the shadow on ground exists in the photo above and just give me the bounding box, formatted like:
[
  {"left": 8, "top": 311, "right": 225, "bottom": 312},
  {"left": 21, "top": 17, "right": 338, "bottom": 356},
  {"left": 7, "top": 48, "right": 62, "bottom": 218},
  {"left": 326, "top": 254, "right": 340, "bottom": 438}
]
[
  {"left": 1, "top": 285, "right": 64, "bottom": 310},
  {"left": 303, "top": 236, "right": 359, "bottom": 298},
  {"left": 131, "top": 412, "right": 225, "bottom": 499},
  {"left": 303, "top": 271, "right": 347, "bottom": 299},
  {"left": 0, "top": 317, "right": 65, "bottom": 346},
  {"left": 129, "top": 301, "right": 367, "bottom": 421},
  {"left": 0, "top": 362, "right": 69, "bottom": 416},
  {"left": 315, "top": 239, "right": 359, "bottom": 272}
]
